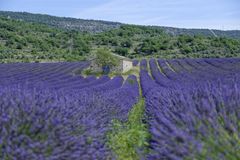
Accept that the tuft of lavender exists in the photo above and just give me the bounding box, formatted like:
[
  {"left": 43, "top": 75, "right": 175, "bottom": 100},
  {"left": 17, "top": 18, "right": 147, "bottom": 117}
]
[{"left": 132, "top": 59, "right": 139, "bottom": 66}]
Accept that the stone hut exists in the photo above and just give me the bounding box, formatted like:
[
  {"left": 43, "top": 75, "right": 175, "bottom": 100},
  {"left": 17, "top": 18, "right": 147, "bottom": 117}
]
[
  {"left": 117, "top": 55, "right": 133, "bottom": 73},
  {"left": 89, "top": 53, "right": 133, "bottom": 73}
]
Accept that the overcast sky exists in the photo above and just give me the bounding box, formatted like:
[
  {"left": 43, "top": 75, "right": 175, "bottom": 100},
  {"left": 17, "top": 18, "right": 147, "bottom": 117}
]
[{"left": 0, "top": 0, "right": 240, "bottom": 30}]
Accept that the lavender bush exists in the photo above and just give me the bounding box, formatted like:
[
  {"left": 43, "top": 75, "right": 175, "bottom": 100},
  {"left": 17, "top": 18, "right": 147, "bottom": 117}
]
[
  {"left": 132, "top": 59, "right": 139, "bottom": 66},
  {"left": 0, "top": 62, "right": 139, "bottom": 159},
  {"left": 141, "top": 58, "right": 240, "bottom": 160}
]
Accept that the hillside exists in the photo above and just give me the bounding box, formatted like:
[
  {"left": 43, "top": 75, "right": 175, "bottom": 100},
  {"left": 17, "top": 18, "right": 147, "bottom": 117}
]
[
  {"left": 0, "top": 16, "right": 91, "bottom": 62},
  {"left": 0, "top": 11, "right": 121, "bottom": 33},
  {"left": 1, "top": 14, "right": 240, "bottom": 63},
  {"left": 93, "top": 25, "right": 240, "bottom": 59},
  {"left": 158, "top": 26, "right": 240, "bottom": 39},
  {"left": 1, "top": 11, "right": 240, "bottom": 39}
]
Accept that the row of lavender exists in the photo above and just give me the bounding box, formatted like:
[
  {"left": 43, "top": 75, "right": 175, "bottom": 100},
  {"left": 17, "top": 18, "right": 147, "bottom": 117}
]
[
  {"left": 141, "top": 58, "right": 240, "bottom": 159},
  {"left": 0, "top": 62, "right": 139, "bottom": 159}
]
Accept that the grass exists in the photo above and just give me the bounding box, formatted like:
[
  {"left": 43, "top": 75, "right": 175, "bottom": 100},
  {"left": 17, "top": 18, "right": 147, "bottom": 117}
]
[
  {"left": 107, "top": 65, "right": 150, "bottom": 160},
  {"left": 107, "top": 98, "right": 150, "bottom": 160}
]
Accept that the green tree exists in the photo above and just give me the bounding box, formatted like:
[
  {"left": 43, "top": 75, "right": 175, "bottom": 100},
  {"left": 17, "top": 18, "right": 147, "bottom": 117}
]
[
  {"left": 181, "top": 45, "right": 192, "bottom": 54},
  {"left": 95, "top": 48, "right": 118, "bottom": 67},
  {"left": 115, "top": 47, "right": 128, "bottom": 56},
  {"left": 121, "top": 39, "right": 132, "bottom": 48},
  {"left": 16, "top": 43, "right": 23, "bottom": 49}
]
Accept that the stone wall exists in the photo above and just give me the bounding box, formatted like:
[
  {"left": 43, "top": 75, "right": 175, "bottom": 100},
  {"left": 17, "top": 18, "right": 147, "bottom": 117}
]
[{"left": 122, "top": 60, "right": 133, "bottom": 73}]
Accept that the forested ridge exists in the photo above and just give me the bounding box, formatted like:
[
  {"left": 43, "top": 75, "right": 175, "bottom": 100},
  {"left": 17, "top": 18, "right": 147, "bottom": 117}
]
[
  {"left": 0, "top": 11, "right": 240, "bottom": 63},
  {"left": 1, "top": 11, "right": 240, "bottom": 38}
]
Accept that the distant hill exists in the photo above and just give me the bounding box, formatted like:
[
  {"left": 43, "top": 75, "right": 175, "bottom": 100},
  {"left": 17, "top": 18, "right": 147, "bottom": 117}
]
[
  {"left": 0, "top": 11, "right": 240, "bottom": 39},
  {"left": 0, "top": 11, "right": 121, "bottom": 33},
  {"left": 158, "top": 26, "right": 240, "bottom": 39}
]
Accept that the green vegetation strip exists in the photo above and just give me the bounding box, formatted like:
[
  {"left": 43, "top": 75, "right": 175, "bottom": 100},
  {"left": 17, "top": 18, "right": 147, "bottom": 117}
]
[{"left": 107, "top": 98, "right": 150, "bottom": 160}]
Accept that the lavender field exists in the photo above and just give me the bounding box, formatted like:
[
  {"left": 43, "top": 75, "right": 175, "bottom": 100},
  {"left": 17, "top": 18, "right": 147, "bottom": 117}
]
[
  {"left": 141, "top": 58, "right": 240, "bottom": 159},
  {"left": 1, "top": 58, "right": 240, "bottom": 160}
]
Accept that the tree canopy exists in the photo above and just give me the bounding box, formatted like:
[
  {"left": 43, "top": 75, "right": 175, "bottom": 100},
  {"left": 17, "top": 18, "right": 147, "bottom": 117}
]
[{"left": 95, "top": 48, "right": 118, "bottom": 67}]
